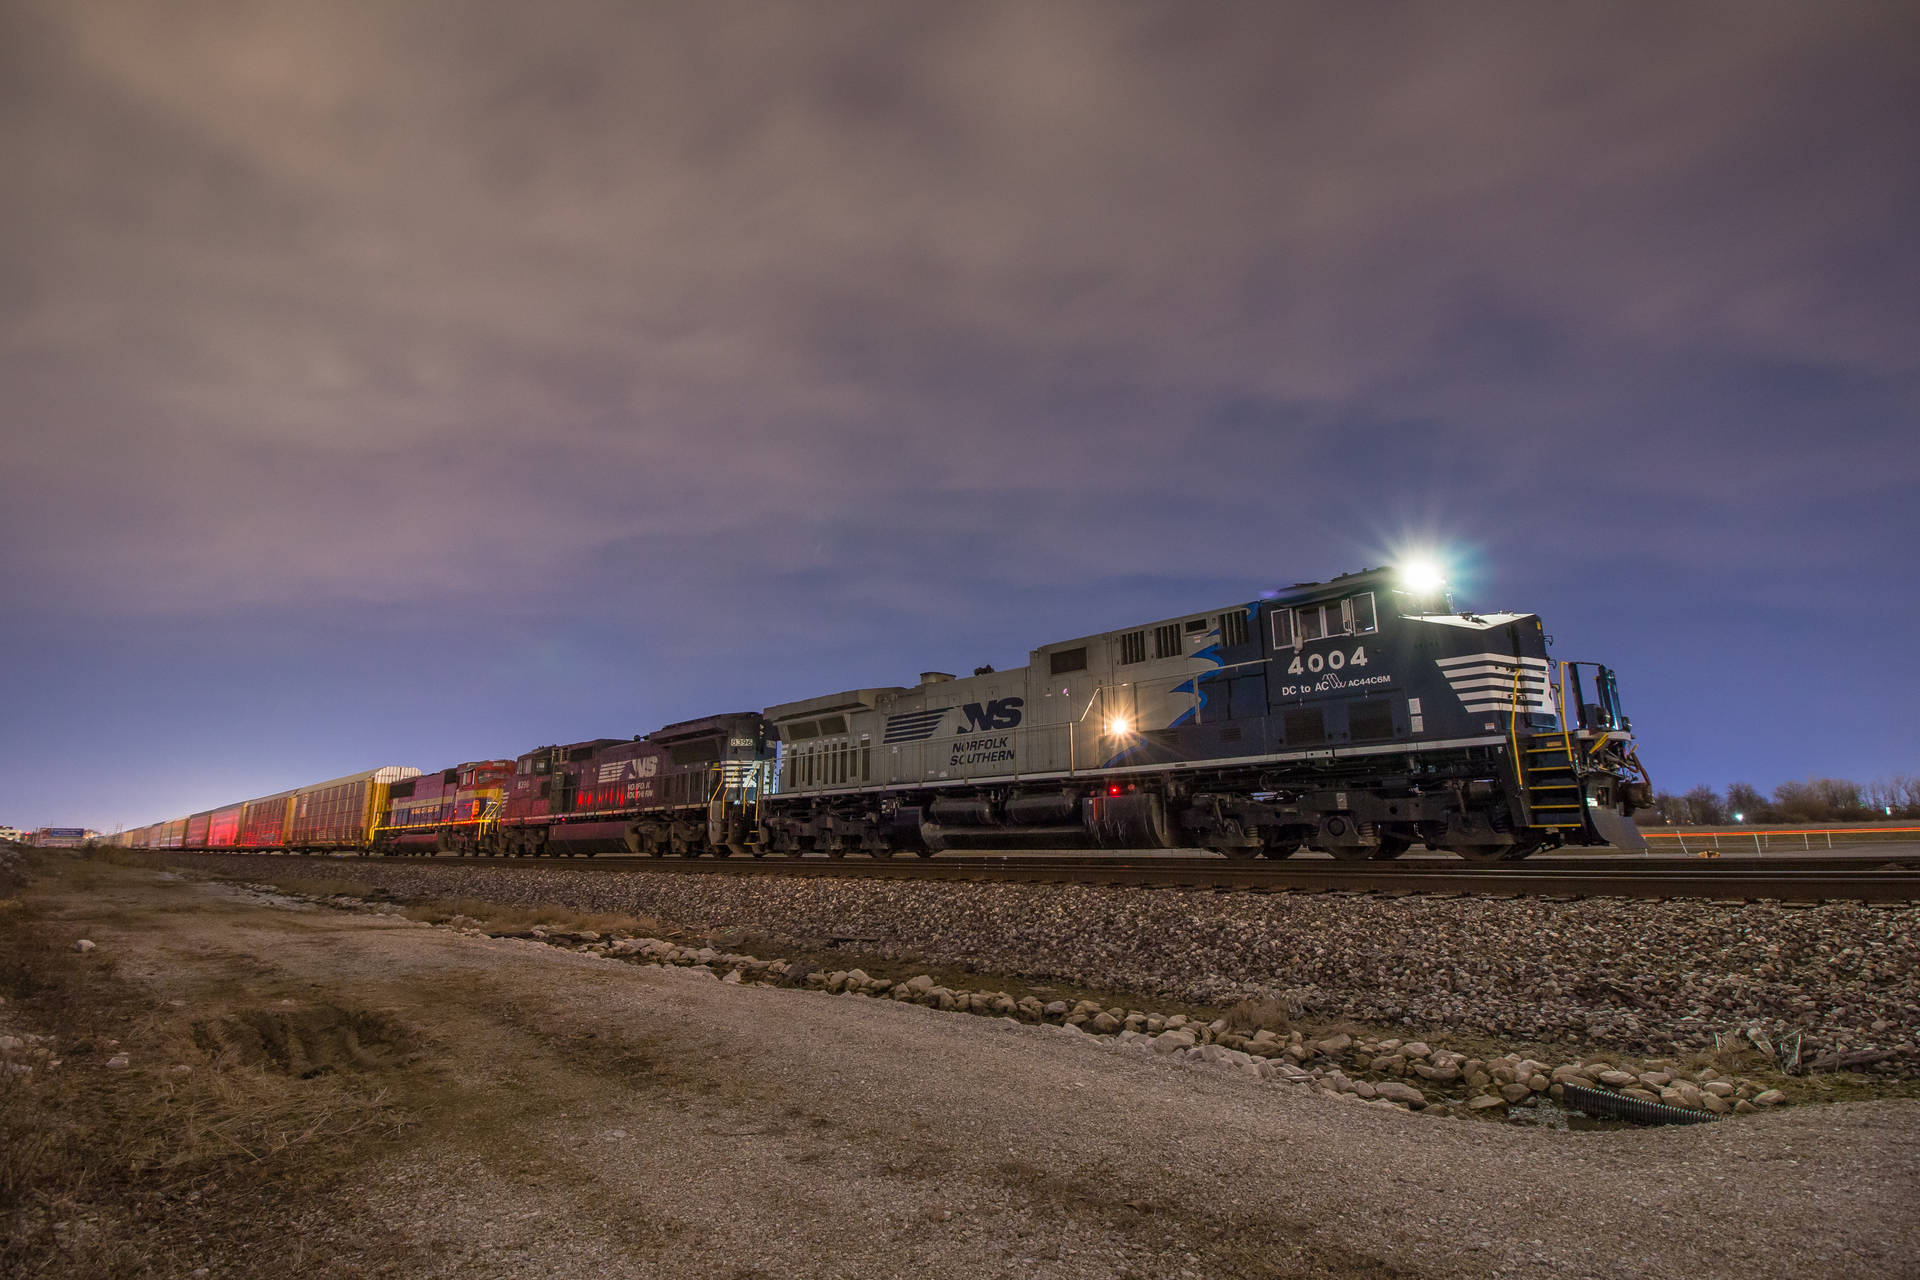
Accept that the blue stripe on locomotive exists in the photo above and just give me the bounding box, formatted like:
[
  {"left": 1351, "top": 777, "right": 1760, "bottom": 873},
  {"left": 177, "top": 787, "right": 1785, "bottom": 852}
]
[{"left": 1092, "top": 580, "right": 1555, "bottom": 771}]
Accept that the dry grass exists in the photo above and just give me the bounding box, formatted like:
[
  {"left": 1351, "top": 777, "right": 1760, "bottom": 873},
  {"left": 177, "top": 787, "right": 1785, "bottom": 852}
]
[
  {"left": 0, "top": 858, "right": 418, "bottom": 1277},
  {"left": 93, "top": 848, "right": 171, "bottom": 872},
  {"left": 1223, "top": 997, "right": 1294, "bottom": 1036},
  {"left": 1678, "top": 1042, "right": 1777, "bottom": 1078},
  {"left": 194, "top": 865, "right": 665, "bottom": 938},
  {"left": 396, "top": 895, "right": 660, "bottom": 936},
  {"left": 264, "top": 875, "right": 380, "bottom": 900}
]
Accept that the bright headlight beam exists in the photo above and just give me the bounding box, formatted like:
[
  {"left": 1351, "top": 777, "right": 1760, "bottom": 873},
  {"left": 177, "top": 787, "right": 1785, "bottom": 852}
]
[
  {"left": 1106, "top": 715, "right": 1132, "bottom": 737},
  {"left": 1398, "top": 558, "right": 1447, "bottom": 594}
]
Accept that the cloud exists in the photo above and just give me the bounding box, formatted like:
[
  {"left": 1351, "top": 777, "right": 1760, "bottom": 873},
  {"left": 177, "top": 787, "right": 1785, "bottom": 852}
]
[{"left": 2, "top": 0, "right": 1915, "bottom": 629}]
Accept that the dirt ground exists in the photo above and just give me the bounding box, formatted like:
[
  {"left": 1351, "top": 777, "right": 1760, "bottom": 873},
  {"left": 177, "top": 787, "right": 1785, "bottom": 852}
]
[{"left": 3, "top": 859, "right": 1916, "bottom": 1279}]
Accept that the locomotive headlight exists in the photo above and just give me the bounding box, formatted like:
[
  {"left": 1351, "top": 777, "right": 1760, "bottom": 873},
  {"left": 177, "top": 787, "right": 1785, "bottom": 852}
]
[
  {"left": 1398, "top": 558, "right": 1448, "bottom": 594},
  {"left": 1106, "top": 715, "right": 1132, "bottom": 737}
]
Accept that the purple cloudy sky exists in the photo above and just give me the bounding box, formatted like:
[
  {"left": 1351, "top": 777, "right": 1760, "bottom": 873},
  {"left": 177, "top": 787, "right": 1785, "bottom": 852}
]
[{"left": 3, "top": 1, "right": 1916, "bottom": 831}]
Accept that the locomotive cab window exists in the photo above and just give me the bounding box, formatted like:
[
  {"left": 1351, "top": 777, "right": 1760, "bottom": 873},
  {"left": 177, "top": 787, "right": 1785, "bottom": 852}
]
[
  {"left": 1348, "top": 592, "right": 1378, "bottom": 635},
  {"left": 1272, "top": 609, "right": 1294, "bottom": 649},
  {"left": 1296, "top": 602, "right": 1349, "bottom": 641},
  {"left": 670, "top": 739, "right": 720, "bottom": 766}
]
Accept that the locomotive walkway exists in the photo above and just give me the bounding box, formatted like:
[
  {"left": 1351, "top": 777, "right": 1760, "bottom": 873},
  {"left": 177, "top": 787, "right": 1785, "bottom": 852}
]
[{"left": 341, "top": 851, "right": 1920, "bottom": 903}]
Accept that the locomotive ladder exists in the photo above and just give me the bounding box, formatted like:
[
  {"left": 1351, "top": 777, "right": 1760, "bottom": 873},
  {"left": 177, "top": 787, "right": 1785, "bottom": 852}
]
[
  {"left": 708, "top": 762, "right": 768, "bottom": 851},
  {"left": 1511, "top": 666, "right": 1587, "bottom": 831},
  {"left": 476, "top": 796, "right": 505, "bottom": 841},
  {"left": 1522, "top": 735, "right": 1586, "bottom": 829}
]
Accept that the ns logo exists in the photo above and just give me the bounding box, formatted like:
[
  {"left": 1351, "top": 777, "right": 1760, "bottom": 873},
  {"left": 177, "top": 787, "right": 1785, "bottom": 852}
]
[{"left": 959, "top": 697, "right": 1024, "bottom": 732}]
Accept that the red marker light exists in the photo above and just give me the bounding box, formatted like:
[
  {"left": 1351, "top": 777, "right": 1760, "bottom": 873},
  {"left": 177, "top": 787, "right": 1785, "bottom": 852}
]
[{"left": 1108, "top": 785, "right": 1121, "bottom": 796}]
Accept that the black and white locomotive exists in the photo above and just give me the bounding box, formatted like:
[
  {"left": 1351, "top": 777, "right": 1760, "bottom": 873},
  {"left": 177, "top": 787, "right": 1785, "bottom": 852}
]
[{"left": 480, "top": 565, "right": 1650, "bottom": 862}]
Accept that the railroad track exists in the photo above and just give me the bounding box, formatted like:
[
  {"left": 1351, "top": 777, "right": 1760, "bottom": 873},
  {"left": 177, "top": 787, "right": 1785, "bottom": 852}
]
[{"left": 260, "top": 850, "right": 1920, "bottom": 903}]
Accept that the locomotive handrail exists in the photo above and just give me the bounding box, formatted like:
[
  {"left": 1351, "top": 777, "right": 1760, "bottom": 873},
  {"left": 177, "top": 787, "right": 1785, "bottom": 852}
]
[{"left": 1507, "top": 666, "right": 1527, "bottom": 796}]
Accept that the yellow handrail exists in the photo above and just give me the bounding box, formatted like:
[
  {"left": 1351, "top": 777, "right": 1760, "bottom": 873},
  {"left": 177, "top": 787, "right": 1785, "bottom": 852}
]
[{"left": 1508, "top": 666, "right": 1527, "bottom": 795}]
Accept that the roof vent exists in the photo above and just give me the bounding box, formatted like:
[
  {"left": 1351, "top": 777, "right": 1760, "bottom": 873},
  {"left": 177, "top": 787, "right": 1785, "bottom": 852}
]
[{"left": 919, "top": 671, "right": 955, "bottom": 684}]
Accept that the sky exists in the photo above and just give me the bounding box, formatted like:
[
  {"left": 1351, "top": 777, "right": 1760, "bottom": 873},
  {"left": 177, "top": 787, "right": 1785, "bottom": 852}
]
[{"left": 3, "top": 1, "right": 1916, "bottom": 830}]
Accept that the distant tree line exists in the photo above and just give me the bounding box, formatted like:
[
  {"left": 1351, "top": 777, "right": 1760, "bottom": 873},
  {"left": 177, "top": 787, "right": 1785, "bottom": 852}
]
[{"left": 1638, "top": 776, "right": 1920, "bottom": 826}]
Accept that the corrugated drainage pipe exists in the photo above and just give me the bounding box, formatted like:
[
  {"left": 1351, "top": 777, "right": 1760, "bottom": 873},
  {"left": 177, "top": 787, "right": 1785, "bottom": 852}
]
[{"left": 1561, "top": 1084, "right": 1721, "bottom": 1126}]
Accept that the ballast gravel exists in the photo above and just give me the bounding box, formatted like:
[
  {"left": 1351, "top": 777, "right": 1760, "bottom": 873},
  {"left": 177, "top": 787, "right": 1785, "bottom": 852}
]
[{"left": 173, "top": 854, "right": 1920, "bottom": 1073}]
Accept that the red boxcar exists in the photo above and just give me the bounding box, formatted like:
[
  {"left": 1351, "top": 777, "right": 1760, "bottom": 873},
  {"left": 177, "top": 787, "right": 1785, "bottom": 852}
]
[
  {"left": 185, "top": 811, "right": 213, "bottom": 847},
  {"left": 208, "top": 804, "right": 242, "bottom": 848},
  {"left": 238, "top": 793, "right": 293, "bottom": 848}
]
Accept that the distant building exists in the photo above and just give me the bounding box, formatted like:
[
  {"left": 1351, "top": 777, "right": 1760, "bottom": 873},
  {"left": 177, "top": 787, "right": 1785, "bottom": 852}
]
[{"left": 32, "top": 827, "right": 100, "bottom": 848}]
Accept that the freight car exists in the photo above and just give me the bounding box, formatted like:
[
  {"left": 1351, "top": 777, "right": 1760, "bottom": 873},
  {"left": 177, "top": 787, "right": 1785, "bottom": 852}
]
[
  {"left": 134, "top": 767, "right": 419, "bottom": 856},
  {"left": 122, "top": 564, "right": 1648, "bottom": 863}
]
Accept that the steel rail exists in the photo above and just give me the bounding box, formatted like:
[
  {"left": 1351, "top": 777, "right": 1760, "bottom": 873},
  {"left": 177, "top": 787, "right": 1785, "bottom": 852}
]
[
  {"left": 356, "top": 851, "right": 1920, "bottom": 872},
  {"left": 207, "top": 850, "right": 1920, "bottom": 903}
]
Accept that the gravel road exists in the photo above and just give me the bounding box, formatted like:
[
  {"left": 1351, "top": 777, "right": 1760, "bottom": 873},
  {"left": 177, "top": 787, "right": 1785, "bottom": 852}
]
[{"left": 26, "top": 862, "right": 1919, "bottom": 1279}]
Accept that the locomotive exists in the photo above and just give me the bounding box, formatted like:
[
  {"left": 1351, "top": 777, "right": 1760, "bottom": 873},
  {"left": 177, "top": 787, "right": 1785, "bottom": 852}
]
[{"left": 120, "top": 565, "right": 1650, "bottom": 862}]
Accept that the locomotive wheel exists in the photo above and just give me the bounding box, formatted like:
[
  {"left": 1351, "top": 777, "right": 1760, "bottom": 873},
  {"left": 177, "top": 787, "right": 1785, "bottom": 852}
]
[
  {"left": 1213, "top": 844, "right": 1260, "bottom": 861},
  {"left": 1372, "top": 837, "right": 1413, "bottom": 860},
  {"left": 711, "top": 845, "right": 733, "bottom": 858},
  {"left": 1450, "top": 845, "right": 1511, "bottom": 865}
]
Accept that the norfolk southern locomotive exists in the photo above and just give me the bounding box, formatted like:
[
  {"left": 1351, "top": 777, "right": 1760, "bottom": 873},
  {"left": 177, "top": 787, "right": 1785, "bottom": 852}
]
[{"left": 121, "top": 566, "right": 1650, "bottom": 862}]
